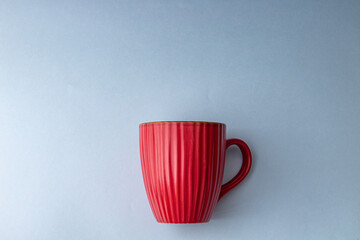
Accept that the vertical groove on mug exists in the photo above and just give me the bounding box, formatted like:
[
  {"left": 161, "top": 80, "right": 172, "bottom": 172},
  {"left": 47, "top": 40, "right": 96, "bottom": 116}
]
[
  {"left": 201, "top": 125, "right": 211, "bottom": 222},
  {"left": 208, "top": 126, "right": 222, "bottom": 216},
  {"left": 165, "top": 124, "right": 175, "bottom": 221},
  {"left": 153, "top": 125, "right": 161, "bottom": 221},
  {"left": 205, "top": 130, "right": 216, "bottom": 221},
  {"left": 202, "top": 125, "right": 213, "bottom": 221},
  {"left": 192, "top": 124, "right": 200, "bottom": 221},
  {"left": 202, "top": 123, "right": 210, "bottom": 220},
  {"left": 213, "top": 127, "right": 222, "bottom": 219},
  {"left": 159, "top": 125, "right": 171, "bottom": 222},
  {"left": 205, "top": 124, "right": 213, "bottom": 220},
  {"left": 167, "top": 125, "right": 174, "bottom": 223},
  {"left": 216, "top": 128, "right": 226, "bottom": 204},
  {"left": 219, "top": 128, "right": 226, "bottom": 193},
  {"left": 207, "top": 126, "right": 222, "bottom": 221},
  {"left": 203, "top": 125, "right": 215, "bottom": 221},
  {"left": 152, "top": 125, "right": 164, "bottom": 222},
  {"left": 140, "top": 128, "right": 152, "bottom": 218},
  {"left": 186, "top": 124, "right": 194, "bottom": 221},
  {"left": 179, "top": 124, "right": 188, "bottom": 222},
  {"left": 198, "top": 124, "right": 208, "bottom": 219},
  {"left": 148, "top": 127, "right": 162, "bottom": 221},
  {"left": 182, "top": 125, "right": 187, "bottom": 222},
  {"left": 177, "top": 124, "right": 188, "bottom": 222},
  {"left": 146, "top": 126, "right": 160, "bottom": 221},
  {"left": 164, "top": 124, "right": 169, "bottom": 222},
  {"left": 169, "top": 124, "right": 178, "bottom": 222},
  {"left": 142, "top": 127, "right": 153, "bottom": 218},
  {"left": 175, "top": 124, "right": 181, "bottom": 222},
  {"left": 160, "top": 125, "right": 169, "bottom": 222},
  {"left": 194, "top": 124, "right": 203, "bottom": 220}
]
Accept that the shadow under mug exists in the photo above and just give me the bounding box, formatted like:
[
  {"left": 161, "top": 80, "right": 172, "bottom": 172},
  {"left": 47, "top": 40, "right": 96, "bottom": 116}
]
[{"left": 139, "top": 121, "right": 252, "bottom": 224}]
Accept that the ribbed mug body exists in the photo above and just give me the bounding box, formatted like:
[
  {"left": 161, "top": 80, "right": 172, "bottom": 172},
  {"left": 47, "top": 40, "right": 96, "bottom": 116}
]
[{"left": 139, "top": 122, "right": 226, "bottom": 223}]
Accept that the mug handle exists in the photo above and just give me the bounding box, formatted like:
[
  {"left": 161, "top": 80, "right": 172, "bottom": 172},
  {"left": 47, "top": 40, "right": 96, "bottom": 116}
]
[{"left": 218, "top": 138, "right": 252, "bottom": 201}]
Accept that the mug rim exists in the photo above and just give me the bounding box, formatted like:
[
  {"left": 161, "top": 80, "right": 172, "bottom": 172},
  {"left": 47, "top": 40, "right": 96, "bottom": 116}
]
[{"left": 140, "top": 121, "right": 225, "bottom": 126}]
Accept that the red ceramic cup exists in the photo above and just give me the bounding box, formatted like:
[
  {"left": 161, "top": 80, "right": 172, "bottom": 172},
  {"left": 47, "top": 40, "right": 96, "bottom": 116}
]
[{"left": 139, "top": 121, "right": 252, "bottom": 224}]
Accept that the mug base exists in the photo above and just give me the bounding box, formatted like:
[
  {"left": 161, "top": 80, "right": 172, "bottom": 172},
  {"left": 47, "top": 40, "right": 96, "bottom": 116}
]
[{"left": 157, "top": 221, "right": 210, "bottom": 224}]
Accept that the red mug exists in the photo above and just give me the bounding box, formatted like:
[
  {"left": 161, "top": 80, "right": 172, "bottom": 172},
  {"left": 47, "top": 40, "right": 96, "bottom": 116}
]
[{"left": 139, "top": 121, "right": 252, "bottom": 224}]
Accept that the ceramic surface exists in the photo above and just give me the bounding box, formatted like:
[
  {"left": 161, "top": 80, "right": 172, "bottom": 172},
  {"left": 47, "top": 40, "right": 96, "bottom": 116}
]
[{"left": 139, "top": 121, "right": 252, "bottom": 223}]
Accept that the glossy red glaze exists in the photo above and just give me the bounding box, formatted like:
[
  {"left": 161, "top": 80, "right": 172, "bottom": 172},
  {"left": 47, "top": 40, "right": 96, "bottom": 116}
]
[{"left": 139, "top": 121, "right": 252, "bottom": 224}]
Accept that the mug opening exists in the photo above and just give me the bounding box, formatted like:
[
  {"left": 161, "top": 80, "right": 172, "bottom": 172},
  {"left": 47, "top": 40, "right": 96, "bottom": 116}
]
[{"left": 140, "top": 121, "right": 225, "bottom": 126}]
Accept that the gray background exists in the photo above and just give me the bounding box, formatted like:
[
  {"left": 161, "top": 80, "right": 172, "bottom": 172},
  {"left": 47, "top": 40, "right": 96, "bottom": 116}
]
[{"left": 1, "top": 0, "right": 359, "bottom": 239}]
